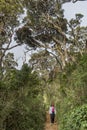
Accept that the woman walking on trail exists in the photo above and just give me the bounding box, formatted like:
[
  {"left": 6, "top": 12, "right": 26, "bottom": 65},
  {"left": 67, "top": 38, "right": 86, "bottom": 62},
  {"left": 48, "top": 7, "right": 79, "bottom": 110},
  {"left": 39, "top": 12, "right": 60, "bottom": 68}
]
[{"left": 49, "top": 104, "right": 56, "bottom": 124}]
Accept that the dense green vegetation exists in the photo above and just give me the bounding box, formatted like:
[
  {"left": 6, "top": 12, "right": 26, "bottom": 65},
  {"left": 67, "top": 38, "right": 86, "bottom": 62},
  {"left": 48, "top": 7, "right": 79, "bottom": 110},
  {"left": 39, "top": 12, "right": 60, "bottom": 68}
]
[
  {"left": 0, "top": 0, "right": 87, "bottom": 130},
  {"left": 0, "top": 64, "right": 45, "bottom": 130},
  {"left": 56, "top": 54, "right": 87, "bottom": 130},
  {"left": 62, "top": 104, "right": 87, "bottom": 130}
]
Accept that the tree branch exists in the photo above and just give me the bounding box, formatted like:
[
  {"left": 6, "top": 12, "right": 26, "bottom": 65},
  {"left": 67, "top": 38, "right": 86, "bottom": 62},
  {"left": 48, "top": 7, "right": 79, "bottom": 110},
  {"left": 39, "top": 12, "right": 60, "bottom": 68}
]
[{"left": 0, "top": 43, "right": 22, "bottom": 51}]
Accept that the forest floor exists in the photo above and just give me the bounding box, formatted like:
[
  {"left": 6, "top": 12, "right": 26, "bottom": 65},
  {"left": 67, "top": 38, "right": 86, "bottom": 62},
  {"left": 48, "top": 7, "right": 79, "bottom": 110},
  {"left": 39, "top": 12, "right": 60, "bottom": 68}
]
[{"left": 44, "top": 112, "right": 58, "bottom": 130}]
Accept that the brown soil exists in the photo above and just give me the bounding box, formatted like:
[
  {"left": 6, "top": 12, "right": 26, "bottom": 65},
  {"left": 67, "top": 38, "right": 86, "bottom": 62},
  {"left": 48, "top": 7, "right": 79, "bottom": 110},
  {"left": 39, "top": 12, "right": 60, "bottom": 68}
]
[{"left": 44, "top": 112, "right": 58, "bottom": 130}]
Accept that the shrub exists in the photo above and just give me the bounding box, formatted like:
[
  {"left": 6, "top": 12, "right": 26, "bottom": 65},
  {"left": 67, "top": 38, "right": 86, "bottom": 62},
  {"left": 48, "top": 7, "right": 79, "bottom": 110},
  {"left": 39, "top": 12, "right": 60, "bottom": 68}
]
[
  {"left": 60, "top": 104, "right": 87, "bottom": 130},
  {"left": 5, "top": 97, "right": 46, "bottom": 130}
]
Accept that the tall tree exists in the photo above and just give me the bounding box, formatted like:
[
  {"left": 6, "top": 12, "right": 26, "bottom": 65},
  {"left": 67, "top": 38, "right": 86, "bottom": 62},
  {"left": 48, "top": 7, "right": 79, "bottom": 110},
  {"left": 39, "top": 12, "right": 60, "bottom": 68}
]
[
  {"left": 15, "top": 0, "right": 87, "bottom": 74},
  {"left": 15, "top": 0, "right": 68, "bottom": 70},
  {"left": 0, "top": 0, "right": 24, "bottom": 79}
]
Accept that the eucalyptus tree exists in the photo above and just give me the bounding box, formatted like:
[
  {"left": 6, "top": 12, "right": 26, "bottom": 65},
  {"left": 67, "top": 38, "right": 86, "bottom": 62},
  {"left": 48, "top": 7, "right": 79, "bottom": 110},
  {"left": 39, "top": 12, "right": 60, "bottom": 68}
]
[
  {"left": 1, "top": 0, "right": 87, "bottom": 78},
  {"left": 65, "top": 14, "right": 87, "bottom": 62},
  {"left": 29, "top": 50, "right": 57, "bottom": 79},
  {"left": 14, "top": 0, "right": 87, "bottom": 91},
  {"left": 15, "top": 0, "right": 68, "bottom": 70},
  {"left": 0, "top": 0, "right": 24, "bottom": 79},
  {"left": 15, "top": 0, "right": 87, "bottom": 73}
]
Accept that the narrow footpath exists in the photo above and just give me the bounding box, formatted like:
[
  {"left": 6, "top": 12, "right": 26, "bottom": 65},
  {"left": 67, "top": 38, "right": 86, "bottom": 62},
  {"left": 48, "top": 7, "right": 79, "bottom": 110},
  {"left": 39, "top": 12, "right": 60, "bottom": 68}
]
[{"left": 44, "top": 112, "right": 58, "bottom": 130}]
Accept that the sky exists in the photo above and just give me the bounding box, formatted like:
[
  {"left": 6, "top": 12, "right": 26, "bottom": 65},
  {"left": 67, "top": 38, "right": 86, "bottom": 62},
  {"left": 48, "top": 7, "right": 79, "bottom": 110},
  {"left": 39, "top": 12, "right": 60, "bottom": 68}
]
[
  {"left": 12, "top": 1, "right": 87, "bottom": 69},
  {"left": 62, "top": 1, "right": 87, "bottom": 26}
]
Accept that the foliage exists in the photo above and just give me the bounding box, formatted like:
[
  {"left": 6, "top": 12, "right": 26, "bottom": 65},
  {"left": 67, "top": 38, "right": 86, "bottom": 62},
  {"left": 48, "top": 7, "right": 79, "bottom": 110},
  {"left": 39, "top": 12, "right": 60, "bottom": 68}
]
[
  {"left": 0, "top": 1, "right": 87, "bottom": 130},
  {"left": 60, "top": 104, "right": 87, "bottom": 130},
  {"left": 15, "top": 0, "right": 87, "bottom": 73},
  {"left": 5, "top": 96, "right": 45, "bottom": 130},
  {"left": 56, "top": 53, "right": 87, "bottom": 130},
  {"left": 0, "top": 0, "right": 24, "bottom": 80},
  {"left": 15, "top": 0, "right": 68, "bottom": 69},
  {"left": 0, "top": 64, "right": 45, "bottom": 130}
]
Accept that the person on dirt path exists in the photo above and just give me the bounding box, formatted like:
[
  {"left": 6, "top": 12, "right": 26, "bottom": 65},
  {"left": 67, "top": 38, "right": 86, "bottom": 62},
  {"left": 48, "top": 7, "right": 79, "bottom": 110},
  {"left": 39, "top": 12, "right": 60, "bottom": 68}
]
[{"left": 49, "top": 104, "right": 56, "bottom": 124}]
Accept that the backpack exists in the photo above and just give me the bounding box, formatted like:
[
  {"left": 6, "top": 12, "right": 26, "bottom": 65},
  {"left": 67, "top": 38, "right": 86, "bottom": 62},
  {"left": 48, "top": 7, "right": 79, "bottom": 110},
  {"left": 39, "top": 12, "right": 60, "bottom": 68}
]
[{"left": 52, "top": 106, "right": 54, "bottom": 113}]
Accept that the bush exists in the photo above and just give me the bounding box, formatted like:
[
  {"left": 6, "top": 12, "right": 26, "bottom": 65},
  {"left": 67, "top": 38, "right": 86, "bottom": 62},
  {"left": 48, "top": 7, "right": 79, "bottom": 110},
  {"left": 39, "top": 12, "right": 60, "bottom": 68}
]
[
  {"left": 60, "top": 104, "right": 87, "bottom": 130},
  {"left": 5, "top": 97, "right": 46, "bottom": 130}
]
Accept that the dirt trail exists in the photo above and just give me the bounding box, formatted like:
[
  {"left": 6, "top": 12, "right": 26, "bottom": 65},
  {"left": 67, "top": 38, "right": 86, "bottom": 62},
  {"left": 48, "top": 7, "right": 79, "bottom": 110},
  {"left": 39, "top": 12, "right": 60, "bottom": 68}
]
[{"left": 44, "top": 112, "right": 58, "bottom": 130}]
